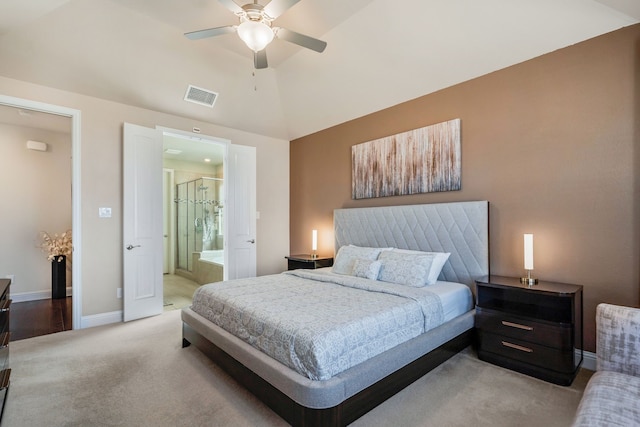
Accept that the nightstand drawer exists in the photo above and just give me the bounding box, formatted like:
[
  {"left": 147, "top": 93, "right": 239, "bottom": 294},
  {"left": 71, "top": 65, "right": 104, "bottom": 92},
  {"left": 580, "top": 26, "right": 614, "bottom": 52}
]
[
  {"left": 479, "top": 331, "right": 576, "bottom": 373},
  {"left": 476, "top": 308, "right": 573, "bottom": 349},
  {"left": 0, "top": 333, "right": 9, "bottom": 371},
  {"left": 0, "top": 299, "right": 10, "bottom": 335},
  {"left": 0, "top": 279, "right": 9, "bottom": 424}
]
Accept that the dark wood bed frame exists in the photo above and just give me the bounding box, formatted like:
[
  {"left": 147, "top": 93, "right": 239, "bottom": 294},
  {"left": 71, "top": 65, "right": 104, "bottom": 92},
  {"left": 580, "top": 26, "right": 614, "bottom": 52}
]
[{"left": 183, "top": 323, "right": 474, "bottom": 427}]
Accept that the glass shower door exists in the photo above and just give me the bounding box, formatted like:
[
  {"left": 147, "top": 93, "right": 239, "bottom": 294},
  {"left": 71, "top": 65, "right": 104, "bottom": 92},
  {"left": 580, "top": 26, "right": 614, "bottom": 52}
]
[
  {"left": 176, "top": 182, "right": 188, "bottom": 271},
  {"left": 187, "top": 180, "right": 196, "bottom": 271},
  {"left": 175, "top": 177, "right": 224, "bottom": 273}
]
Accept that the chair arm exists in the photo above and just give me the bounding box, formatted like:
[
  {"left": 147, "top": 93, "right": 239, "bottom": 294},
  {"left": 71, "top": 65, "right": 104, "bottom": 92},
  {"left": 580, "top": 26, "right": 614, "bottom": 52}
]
[{"left": 596, "top": 303, "right": 640, "bottom": 376}]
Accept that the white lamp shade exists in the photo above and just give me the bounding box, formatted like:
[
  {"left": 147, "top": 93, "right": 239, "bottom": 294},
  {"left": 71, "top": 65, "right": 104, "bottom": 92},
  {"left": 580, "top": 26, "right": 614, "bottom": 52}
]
[
  {"left": 237, "top": 20, "right": 274, "bottom": 52},
  {"left": 312, "top": 230, "right": 318, "bottom": 251},
  {"left": 524, "top": 234, "right": 534, "bottom": 270}
]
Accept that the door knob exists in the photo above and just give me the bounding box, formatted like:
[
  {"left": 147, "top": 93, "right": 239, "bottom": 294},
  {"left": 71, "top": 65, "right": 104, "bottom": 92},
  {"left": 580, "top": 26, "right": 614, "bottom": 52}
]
[
  {"left": 126, "top": 244, "right": 141, "bottom": 250},
  {"left": 247, "top": 239, "right": 255, "bottom": 244}
]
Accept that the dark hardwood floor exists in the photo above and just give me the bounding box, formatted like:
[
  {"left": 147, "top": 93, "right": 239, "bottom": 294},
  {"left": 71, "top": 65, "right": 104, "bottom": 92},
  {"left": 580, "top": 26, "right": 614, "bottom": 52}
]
[{"left": 10, "top": 297, "right": 72, "bottom": 341}]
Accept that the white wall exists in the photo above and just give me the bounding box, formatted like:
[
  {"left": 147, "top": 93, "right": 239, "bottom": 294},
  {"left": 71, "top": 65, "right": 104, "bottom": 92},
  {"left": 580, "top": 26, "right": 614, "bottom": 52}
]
[
  {"left": 0, "top": 75, "right": 290, "bottom": 319},
  {"left": 0, "top": 123, "right": 72, "bottom": 296}
]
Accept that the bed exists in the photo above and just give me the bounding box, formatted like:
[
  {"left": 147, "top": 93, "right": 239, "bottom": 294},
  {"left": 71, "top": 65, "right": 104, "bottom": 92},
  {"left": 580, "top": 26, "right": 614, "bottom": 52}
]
[{"left": 182, "top": 200, "right": 489, "bottom": 426}]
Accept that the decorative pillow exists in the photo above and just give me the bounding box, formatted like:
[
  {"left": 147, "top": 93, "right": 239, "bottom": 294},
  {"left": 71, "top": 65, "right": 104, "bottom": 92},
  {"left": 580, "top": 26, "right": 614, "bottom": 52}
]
[
  {"left": 377, "top": 251, "right": 437, "bottom": 287},
  {"left": 333, "top": 245, "right": 388, "bottom": 275},
  {"left": 378, "top": 254, "right": 434, "bottom": 288},
  {"left": 351, "top": 259, "right": 382, "bottom": 280},
  {"left": 389, "top": 249, "right": 451, "bottom": 285}
]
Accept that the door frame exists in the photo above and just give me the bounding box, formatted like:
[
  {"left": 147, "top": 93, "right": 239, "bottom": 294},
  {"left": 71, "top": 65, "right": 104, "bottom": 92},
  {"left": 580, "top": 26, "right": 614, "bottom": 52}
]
[{"left": 0, "top": 94, "right": 82, "bottom": 329}]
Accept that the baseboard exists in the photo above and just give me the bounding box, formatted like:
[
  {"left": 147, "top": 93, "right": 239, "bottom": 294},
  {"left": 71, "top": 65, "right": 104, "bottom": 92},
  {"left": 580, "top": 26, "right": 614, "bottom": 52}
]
[
  {"left": 11, "top": 287, "right": 73, "bottom": 302},
  {"left": 80, "top": 310, "right": 123, "bottom": 329},
  {"left": 580, "top": 349, "right": 596, "bottom": 371},
  {"left": 12, "top": 289, "right": 122, "bottom": 330}
]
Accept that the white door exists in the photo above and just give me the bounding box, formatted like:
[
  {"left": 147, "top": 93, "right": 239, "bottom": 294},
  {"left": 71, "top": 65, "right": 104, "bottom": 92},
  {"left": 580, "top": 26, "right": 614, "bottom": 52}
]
[
  {"left": 225, "top": 144, "right": 257, "bottom": 280},
  {"left": 123, "top": 123, "right": 163, "bottom": 322}
]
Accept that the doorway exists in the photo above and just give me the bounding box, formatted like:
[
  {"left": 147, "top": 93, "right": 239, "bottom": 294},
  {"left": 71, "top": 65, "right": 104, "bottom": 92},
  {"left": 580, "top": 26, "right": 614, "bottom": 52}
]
[
  {"left": 0, "top": 94, "right": 82, "bottom": 331},
  {"left": 123, "top": 123, "right": 256, "bottom": 322},
  {"left": 161, "top": 131, "right": 226, "bottom": 311}
]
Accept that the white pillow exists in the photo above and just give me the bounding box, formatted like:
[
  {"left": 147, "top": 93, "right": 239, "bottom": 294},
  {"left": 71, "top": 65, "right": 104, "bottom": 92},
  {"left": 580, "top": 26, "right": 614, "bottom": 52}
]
[
  {"left": 377, "top": 252, "right": 435, "bottom": 287},
  {"left": 351, "top": 259, "right": 382, "bottom": 280},
  {"left": 333, "top": 245, "right": 388, "bottom": 275},
  {"left": 389, "top": 249, "right": 451, "bottom": 285}
]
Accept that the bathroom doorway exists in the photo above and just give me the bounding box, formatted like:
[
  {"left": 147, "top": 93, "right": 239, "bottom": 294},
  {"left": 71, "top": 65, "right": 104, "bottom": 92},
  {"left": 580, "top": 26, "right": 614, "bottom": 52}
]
[{"left": 161, "top": 131, "right": 226, "bottom": 311}]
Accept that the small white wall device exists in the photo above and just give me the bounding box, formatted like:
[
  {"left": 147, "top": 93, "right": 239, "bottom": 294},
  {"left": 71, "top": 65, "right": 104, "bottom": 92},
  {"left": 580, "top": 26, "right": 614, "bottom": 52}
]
[{"left": 26, "top": 140, "right": 48, "bottom": 152}]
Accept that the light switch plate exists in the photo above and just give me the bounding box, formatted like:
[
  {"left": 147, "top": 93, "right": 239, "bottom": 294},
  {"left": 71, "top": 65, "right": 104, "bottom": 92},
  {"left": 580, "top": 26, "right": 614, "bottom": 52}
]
[{"left": 99, "top": 207, "right": 112, "bottom": 218}]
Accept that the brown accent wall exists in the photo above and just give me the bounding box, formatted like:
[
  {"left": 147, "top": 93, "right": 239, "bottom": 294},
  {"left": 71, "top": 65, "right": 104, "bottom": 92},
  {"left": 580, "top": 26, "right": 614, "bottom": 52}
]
[{"left": 290, "top": 24, "right": 640, "bottom": 353}]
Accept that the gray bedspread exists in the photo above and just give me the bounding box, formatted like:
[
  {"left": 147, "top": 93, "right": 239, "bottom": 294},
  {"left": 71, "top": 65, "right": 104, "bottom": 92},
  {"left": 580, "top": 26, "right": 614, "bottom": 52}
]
[{"left": 191, "top": 269, "right": 445, "bottom": 380}]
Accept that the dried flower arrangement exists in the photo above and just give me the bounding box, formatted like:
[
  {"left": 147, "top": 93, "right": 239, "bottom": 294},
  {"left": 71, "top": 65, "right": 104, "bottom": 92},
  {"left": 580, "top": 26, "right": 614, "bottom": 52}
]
[{"left": 40, "top": 230, "right": 72, "bottom": 262}]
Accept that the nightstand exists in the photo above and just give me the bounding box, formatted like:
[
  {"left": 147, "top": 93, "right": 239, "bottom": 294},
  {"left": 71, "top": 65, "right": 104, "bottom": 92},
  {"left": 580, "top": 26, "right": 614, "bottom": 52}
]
[
  {"left": 475, "top": 275, "right": 583, "bottom": 386},
  {"left": 285, "top": 254, "right": 333, "bottom": 271}
]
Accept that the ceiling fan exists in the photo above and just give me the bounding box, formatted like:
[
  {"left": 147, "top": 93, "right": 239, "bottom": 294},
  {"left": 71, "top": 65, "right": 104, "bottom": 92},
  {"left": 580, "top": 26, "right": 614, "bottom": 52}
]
[{"left": 185, "top": 0, "right": 327, "bottom": 69}]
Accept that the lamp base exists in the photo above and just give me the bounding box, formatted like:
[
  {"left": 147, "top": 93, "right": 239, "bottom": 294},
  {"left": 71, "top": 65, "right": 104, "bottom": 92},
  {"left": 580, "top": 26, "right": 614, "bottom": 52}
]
[
  {"left": 310, "top": 253, "right": 317, "bottom": 259},
  {"left": 520, "top": 277, "right": 539, "bottom": 286}
]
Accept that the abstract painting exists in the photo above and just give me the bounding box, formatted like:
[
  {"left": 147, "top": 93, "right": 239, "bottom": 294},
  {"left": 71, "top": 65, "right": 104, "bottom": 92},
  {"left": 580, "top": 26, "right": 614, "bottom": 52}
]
[{"left": 352, "top": 118, "right": 461, "bottom": 199}]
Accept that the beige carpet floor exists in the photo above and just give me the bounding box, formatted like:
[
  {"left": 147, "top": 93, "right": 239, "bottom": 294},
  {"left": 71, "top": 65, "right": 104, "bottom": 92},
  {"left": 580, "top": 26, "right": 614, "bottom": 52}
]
[{"left": 3, "top": 310, "right": 591, "bottom": 426}]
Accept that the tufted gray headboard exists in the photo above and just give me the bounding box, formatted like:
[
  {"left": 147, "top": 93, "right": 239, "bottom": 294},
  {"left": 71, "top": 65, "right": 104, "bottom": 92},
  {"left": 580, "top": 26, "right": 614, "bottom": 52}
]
[{"left": 334, "top": 201, "right": 489, "bottom": 288}]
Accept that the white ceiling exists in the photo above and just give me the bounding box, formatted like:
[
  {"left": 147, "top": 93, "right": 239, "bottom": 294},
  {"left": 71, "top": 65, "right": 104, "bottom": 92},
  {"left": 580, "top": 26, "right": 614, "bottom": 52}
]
[{"left": 0, "top": 0, "right": 637, "bottom": 141}]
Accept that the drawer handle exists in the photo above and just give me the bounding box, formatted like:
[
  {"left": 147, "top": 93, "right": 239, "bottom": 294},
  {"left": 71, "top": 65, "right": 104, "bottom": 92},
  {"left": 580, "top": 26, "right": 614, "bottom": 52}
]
[
  {"left": 501, "top": 320, "right": 533, "bottom": 331},
  {"left": 502, "top": 341, "right": 533, "bottom": 353}
]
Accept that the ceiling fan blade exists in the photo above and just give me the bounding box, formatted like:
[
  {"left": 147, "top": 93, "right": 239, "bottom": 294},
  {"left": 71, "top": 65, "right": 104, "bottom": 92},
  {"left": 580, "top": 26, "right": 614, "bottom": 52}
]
[
  {"left": 263, "top": 0, "right": 302, "bottom": 19},
  {"left": 275, "top": 28, "right": 327, "bottom": 53},
  {"left": 254, "top": 50, "right": 268, "bottom": 69},
  {"left": 185, "top": 26, "right": 236, "bottom": 40},
  {"left": 217, "top": 0, "right": 244, "bottom": 14}
]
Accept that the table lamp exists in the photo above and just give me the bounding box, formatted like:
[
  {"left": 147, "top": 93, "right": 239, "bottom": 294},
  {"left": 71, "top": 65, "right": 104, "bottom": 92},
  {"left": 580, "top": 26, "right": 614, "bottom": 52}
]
[
  {"left": 311, "top": 229, "right": 318, "bottom": 259},
  {"left": 520, "top": 233, "right": 538, "bottom": 286}
]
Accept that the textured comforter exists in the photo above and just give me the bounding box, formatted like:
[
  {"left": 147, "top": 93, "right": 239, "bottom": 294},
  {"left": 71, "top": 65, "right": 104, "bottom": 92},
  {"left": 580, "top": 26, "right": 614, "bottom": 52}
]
[{"left": 191, "top": 269, "right": 445, "bottom": 380}]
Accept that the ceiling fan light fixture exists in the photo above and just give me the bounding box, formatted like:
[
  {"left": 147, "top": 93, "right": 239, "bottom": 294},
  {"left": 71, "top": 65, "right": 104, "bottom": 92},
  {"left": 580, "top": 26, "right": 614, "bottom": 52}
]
[{"left": 237, "top": 19, "right": 274, "bottom": 52}]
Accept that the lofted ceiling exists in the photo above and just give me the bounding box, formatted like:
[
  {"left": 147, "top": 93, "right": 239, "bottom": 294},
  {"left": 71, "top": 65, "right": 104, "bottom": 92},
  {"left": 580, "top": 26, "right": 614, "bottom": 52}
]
[{"left": 0, "top": 0, "right": 638, "bottom": 141}]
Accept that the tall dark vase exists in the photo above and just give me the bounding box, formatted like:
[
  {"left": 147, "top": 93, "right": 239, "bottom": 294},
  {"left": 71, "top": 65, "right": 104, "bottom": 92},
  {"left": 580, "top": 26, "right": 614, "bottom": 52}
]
[{"left": 51, "top": 255, "right": 66, "bottom": 299}]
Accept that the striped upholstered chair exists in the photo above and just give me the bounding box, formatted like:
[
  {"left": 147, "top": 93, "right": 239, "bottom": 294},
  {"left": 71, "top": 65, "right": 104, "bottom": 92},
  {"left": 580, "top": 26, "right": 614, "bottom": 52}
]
[{"left": 572, "top": 303, "right": 640, "bottom": 426}]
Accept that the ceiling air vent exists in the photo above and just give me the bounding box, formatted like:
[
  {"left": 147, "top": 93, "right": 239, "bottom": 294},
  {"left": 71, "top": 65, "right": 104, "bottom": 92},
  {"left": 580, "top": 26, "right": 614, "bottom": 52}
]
[{"left": 184, "top": 85, "right": 218, "bottom": 108}]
